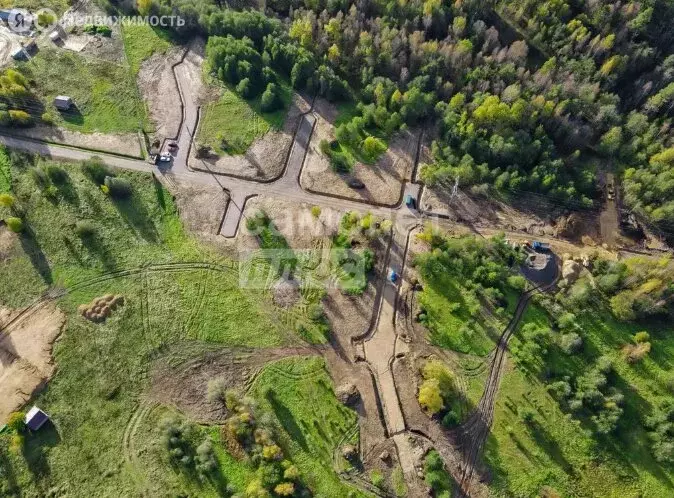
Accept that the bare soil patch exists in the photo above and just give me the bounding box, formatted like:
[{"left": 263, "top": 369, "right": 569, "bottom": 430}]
[
  {"left": 236, "top": 196, "right": 387, "bottom": 349},
  {"left": 190, "top": 93, "right": 311, "bottom": 180},
  {"left": 0, "top": 303, "right": 66, "bottom": 423},
  {"left": 8, "top": 124, "right": 142, "bottom": 157},
  {"left": 273, "top": 277, "right": 301, "bottom": 308},
  {"left": 137, "top": 47, "right": 185, "bottom": 141},
  {"left": 172, "top": 181, "right": 228, "bottom": 237},
  {"left": 149, "top": 343, "right": 321, "bottom": 424},
  {"left": 300, "top": 99, "right": 418, "bottom": 206},
  {"left": 0, "top": 226, "right": 15, "bottom": 262}
]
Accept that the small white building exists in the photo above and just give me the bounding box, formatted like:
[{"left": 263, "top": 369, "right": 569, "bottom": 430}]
[
  {"left": 53, "top": 95, "right": 73, "bottom": 111},
  {"left": 49, "top": 31, "right": 60, "bottom": 43},
  {"left": 25, "top": 406, "right": 49, "bottom": 431}
]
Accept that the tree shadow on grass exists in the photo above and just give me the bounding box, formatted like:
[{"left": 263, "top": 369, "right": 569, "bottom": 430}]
[
  {"left": 55, "top": 176, "right": 80, "bottom": 207},
  {"left": 0, "top": 442, "right": 19, "bottom": 494},
  {"left": 153, "top": 176, "right": 166, "bottom": 211},
  {"left": 61, "top": 106, "right": 84, "bottom": 127},
  {"left": 22, "top": 420, "right": 61, "bottom": 481},
  {"left": 19, "top": 226, "right": 52, "bottom": 285},
  {"left": 111, "top": 194, "right": 159, "bottom": 243},
  {"left": 81, "top": 233, "right": 117, "bottom": 271},
  {"left": 264, "top": 389, "right": 308, "bottom": 451},
  {"left": 525, "top": 419, "right": 574, "bottom": 476}
]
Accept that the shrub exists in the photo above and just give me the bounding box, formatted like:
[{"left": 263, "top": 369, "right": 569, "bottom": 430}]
[
  {"left": 41, "top": 111, "right": 55, "bottom": 124},
  {"left": 370, "top": 470, "right": 385, "bottom": 489},
  {"left": 311, "top": 205, "right": 321, "bottom": 218},
  {"left": 507, "top": 275, "right": 527, "bottom": 291},
  {"left": 9, "top": 434, "right": 24, "bottom": 454},
  {"left": 361, "top": 135, "right": 386, "bottom": 160},
  {"left": 283, "top": 465, "right": 300, "bottom": 481},
  {"left": 195, "top": 440, "right": 217, "bottom": 475},
  {"left": 559, "top": 332, "right": 583, "bottom": 354},
  {"left": 82, "top": 157, "right": 111, "bottom": 184},
  {"left": 207, "top": 378, "right": 228, "bottom": 404},
  {"left": 274, "top": 482, "right": 295, "bottom": 496},
  {"left": 260, "top": 83, "right": 281, "bottom": 112},
  {"left": 557, "top": 312, "right": 577, "bottom": 330},
  {"left": 9, "top": 110, "right": 31, "bottom": 126},
  {"left": 6, "top": 411, "right": 25, "bottom": 432},
  {"left": 519, "top": 408, "right": 536, "bottom": 424},
  {"left": 0, "top": 193, "right": 14, "bottom": 207},
  {"left": 418, "top": 378, "right": 444, "bottom": 415},
  {"left": 624, "top": 342, "right": 651, "bottom": 363},
  {"left": 74, "top": 220, "right": 96, "bottom": 239},
  {"left": 5, "top": 217, "right": 23, "bottom": 233},
  {"left": 104, "top": 177, "right": 132, "bottom": 199},
  {"left": 46, "top": 165, "right": 68, "bottom": 184},
  {"left": 634, "top": 331, "right": 650, "bottom": 343},
  {"left": 262, "top": 444, "right": 283, "bottom": 461},
  {"left": 44, "top": 185, "right": 59, "bottom": 201},
  {"left": 236, "top": 77, "right": 252, "bottom": 98}
]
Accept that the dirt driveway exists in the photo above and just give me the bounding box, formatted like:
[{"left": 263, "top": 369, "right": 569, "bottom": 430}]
[{"left": 0, "top": 302, "right": 65, "bottom": 422}]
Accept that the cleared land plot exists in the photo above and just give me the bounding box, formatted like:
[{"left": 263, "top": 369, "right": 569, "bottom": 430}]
[
  {"left": 17, "top": 48, "right": 147, "bottom": 134},
  {"left": 121, "top": 24, "right": 176, "bottom": 76},
  {"left": 250, "top": 356, "right": 365, "bottom": 497},
  {"left": 197, "top": 80, "right": 291, "bottom": 156},
  {"left": 0, "top": 155, "right": 313, "bottom": 497},
  {"left": 301, "top": 98, "right": 417, "bottom": 206}
]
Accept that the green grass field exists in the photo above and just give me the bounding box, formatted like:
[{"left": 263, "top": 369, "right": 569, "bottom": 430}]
[
  {"left": 0, "top": 147, "right": 9, "bottom": 193},
  {"left": 418, "top": 274, "right": 518, "bottom": 356},
  {"left": 484, "top": 297, "right": 674, "bottom": 497},
  {"left": 197, "top": 78, "right": 291, "bottom": 156},
  {"left": 18, "top": 49, "right": 147, "bottom": 133},
  {"left": 251, "top": 356, "right": 365, "bottom": 497},
  {"left": 0, "top": 155, "right": 314, "bottom": 496},
  {"left": 121, "top": 23, "right": 177, "bottom": 75}
]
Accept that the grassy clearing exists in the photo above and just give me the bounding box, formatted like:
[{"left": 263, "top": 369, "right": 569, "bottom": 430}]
[
  {"left": 251, "top": 356, "right": 365, "bottom": 497},
  {"left": 415, "top": 233, "right": 523, "bottom": 356},
  {"left": 0, "top": 155, "right": 297, "bottom": 496},
  {"left": 484, "top": 296, "right": 674, "bottom": 497},
  {"left": 18, "top": 48, "right": 147, "bottom": 133},
  {"left": 197, "top": 78, "right": 291, "bottom": 155},
  {"left": 121, "top": 23, "right": 176, "bottom": 75}
]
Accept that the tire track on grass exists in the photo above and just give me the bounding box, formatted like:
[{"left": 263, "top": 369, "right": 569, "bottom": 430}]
[{"left": 457, "top": 278, "right": 558, "bottom": 496}]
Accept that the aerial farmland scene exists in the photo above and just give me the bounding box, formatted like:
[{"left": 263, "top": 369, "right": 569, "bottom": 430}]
[{"left": 0, "top": 0, "right": 673, "bottom": 497}]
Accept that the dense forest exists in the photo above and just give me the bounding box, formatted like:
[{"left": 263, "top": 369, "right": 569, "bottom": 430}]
[{"left": 128, "top": 0, "right": 673, "bottom": 232}]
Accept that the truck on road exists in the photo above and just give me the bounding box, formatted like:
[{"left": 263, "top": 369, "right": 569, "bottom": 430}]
[{"left": 532, "top": 241, "right": 550, "bottom": 251}]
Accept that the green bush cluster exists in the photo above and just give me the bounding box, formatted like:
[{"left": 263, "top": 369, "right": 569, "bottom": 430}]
[{"left": 223, "top": 391, "right": 304, "bottom": 497}]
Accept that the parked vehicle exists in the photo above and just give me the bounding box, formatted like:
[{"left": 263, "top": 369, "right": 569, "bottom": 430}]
[
  {"left": 158, "top": 154, "right": 172, "bottom": 163},
  {"left": 532, "top": 241, "right": 550, "bottom": 251},
  {"left": 388, "top": 269, "right": 399, "bottom": 283},
  {"left": 405, "top": 194, "right": 416, "bottom": 209}
]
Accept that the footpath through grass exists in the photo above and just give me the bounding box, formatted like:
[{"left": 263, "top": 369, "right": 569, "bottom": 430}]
[
  {"left": 197, "top": 78, "right": 291, "bottom": 156},
  {"left": 18, "top": 48, "right": 147, "bottom": 133},
  {"left": 0, "top": 155, "right": 294, "bottom": 497}
]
